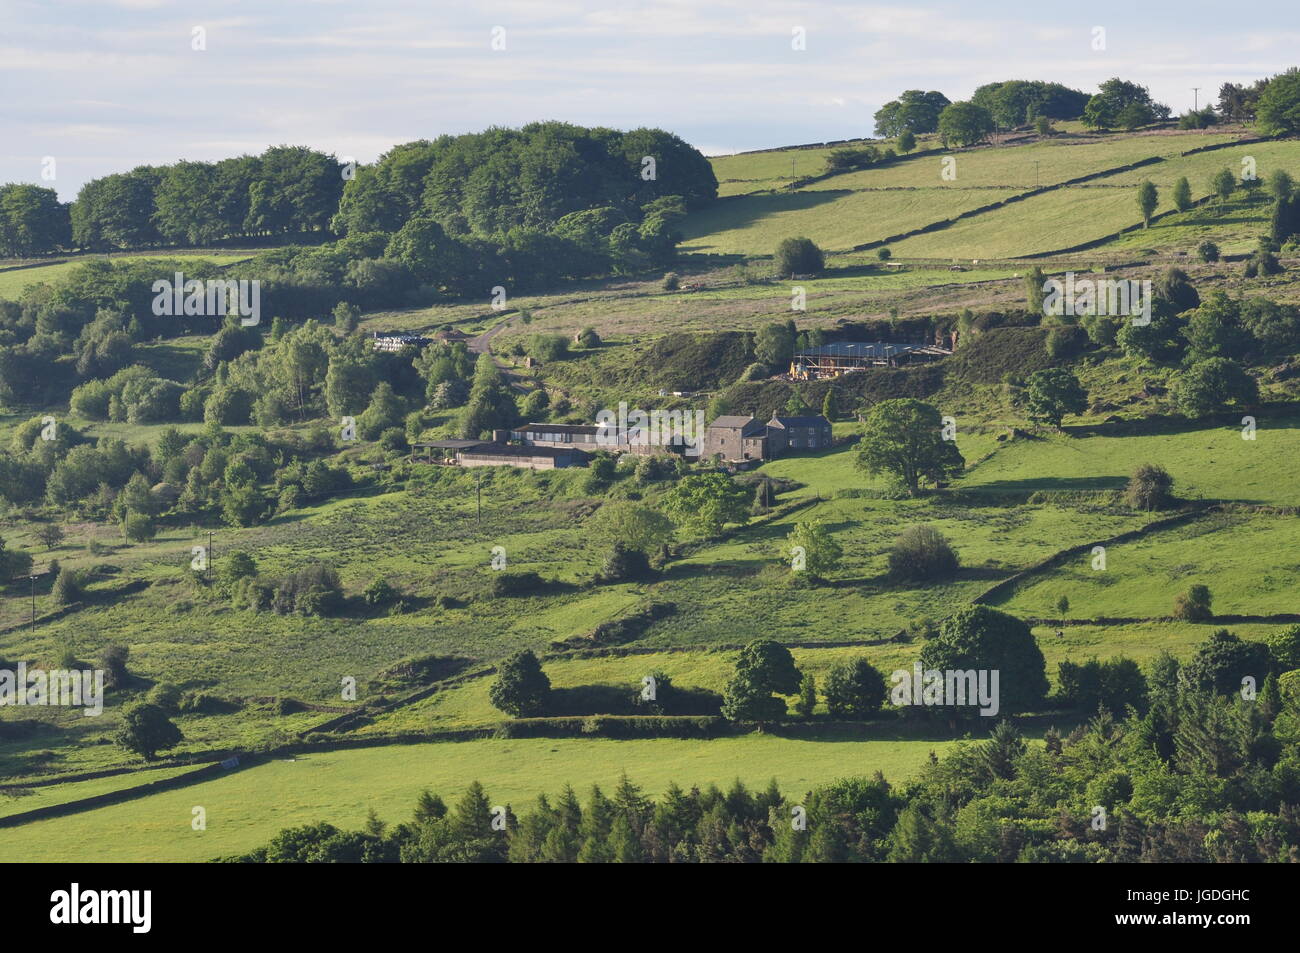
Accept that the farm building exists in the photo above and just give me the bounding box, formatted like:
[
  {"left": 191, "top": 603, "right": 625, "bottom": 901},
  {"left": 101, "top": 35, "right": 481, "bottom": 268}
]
[
  {"left": 512, "top": 422, "right": 671, "bottom": 456},
  {"left": 702, "top": 415, "right": 770, "bottom": 462},
  {"left": 703, "top": 413, "right": 833, "bottom": 462},
  {"left": 766, "top": 415, "right": 832, "bottom": 452},
  {"left": 789, "top": 341, "right": 950, "bottom": 380},
  {"left": 455, "top": 443, "right": 589, "bottom": 470},
  {"left": 410, "top": 439, "right": 495, "bottom": 464}
]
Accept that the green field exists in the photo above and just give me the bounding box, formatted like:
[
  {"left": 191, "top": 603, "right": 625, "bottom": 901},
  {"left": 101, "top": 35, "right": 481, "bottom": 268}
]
[{"left": 0, "top": 734, "right": 958, "bottom": 862}]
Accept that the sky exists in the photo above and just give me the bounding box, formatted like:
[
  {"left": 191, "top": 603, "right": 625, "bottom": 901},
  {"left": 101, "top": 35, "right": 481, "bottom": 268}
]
[{"left": 2, "top": 0, "right": 1297, "bottom": 200}]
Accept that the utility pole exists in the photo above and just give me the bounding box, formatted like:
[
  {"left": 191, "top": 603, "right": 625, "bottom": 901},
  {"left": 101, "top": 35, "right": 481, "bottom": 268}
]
[{"left": 30, "top": 573, "right": 37, "bottom": 628}]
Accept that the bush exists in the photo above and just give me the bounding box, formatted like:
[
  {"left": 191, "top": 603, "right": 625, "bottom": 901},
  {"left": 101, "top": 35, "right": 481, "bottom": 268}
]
[
  {"left": 887, "top": 525, "right": 959, "bottom": 582},
  {"left": 379, "top": 427, "right": 409, "bottom": 453},
  {"left": 823, "top": 659, "right": 887, "bottom": 718},
  {"left": 599, "top": 542, "right": 653, "bottom": 582},
  {"left": 489, "top": 649, "right": 551, "bottom": 717},
  {"left": 774, "top": 237, "right": 825, "bottom": 276},
  {"left": 661, "top": 272, "right": 680, "bottom": 291},
  {"left": 1197, "top": 240, "right": 1220, "bottom": 263},
  {"left": 489, "top": 570, "right": 549, "bottom": 597},
  {"left": 528, "top": 334, "right": 569, "bottom": 363},
  {"left": 877, "top": 247, "right": 892, "bottom": 261},
  {"left": 1173, "top": 584, "right": 1213, "bottom": 621},
  {"left": 147, "top": 682, "right": 183, "bottom": 713},
  {"left": 50, "top": 566, "right": 84, "bottom": 607},
  {"left": 363, "top": 576, "right": 398, "bottom": 607},
  {"left": 577, "top": 327, "right": 601, "bottom": 349},
  {"left": 121, "top": 512, "right": 156, "bottom": 542},
  {"left": 1125, "top": 463, "right": 1174, "bottom": 511}
]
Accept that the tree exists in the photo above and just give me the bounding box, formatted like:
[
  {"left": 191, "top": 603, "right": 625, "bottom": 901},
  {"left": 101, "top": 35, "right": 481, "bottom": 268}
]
[
  {"left": 754, "top": 319, "right": 797, "bottom": 368},
  {"left": 1125, "top": 463, "right": 1174, "bottom": 510},
  {"left": 1172, "top": 177, "right": 1193, "bottom": 212},
  {"left": 1023, "top": 367, "right": 1087, "bottom": 428},
  {"left": 821, "top": 387, "right": 838, "bottom": 421},
  {"left": 856, "top": 398, "right": 964, "bottom": 496},
  {"left": 1197, "top": 240, "right": 1220, "bottom": 263},
  {"left": 896, "top": 130, "right": 917, "bottom": 153},
  {"left": 36, "top": 524, "right": 65, "bottom": 550},
  {"left": 1267, "top": 169, "right": 1295, "bottom": 203},
  {"left": 795, "top": 673, "right": 817, "bottom": 717},
  {"left": 1172, "top": 358, "right": 1257, "bottom": 417},
  {"left": 1210, "top": 168, "right": 1236, "bottom": 203},
  {"left": 1173, "top": 584, "right": 1214, "bottom": 623},
  {"left": 887, "top": 525, "right": 959, "bottom": 582},
  {"left": 735, "top": 639, "right": 802, "bottom": 695},
  {"left": 919, "top": 606, "right": 1049, "bottom": 715},
  {"left": 1185, "top": 628, "right": 1271, "bottom": 695},
  {"left": 586, "top": 501, "right": 673, "bottom": 554},
  {"left": 1265, "top": 624, "right": 1300, "bottom": 672},
  {"left": 774, "top": 237, "right": 824, "bottom": 276},
  {"left": 1083, "top": 78, "right": 1168, "bottom": 130},
  {"left": 720, "top": 675, "right": 788, "bottom": 722},
  {"left": 824, "top": 659, "right": 887, "bottom": 718},
  {"left": 937, "top": 102, "right": 994, "bottom": 147},
  {"left": 1185, "top": 291, "right": 1249, "bottom": 360},
  {"left": 50, "top": 565, "right": 84, "bottom": 606},
  {"left": 488, "top": 649, "right": 551, "bottom": 717},
  {"left": 662, "top": 473, "right": 750, "bottom": 536},
  {"left": 786, "top": 518, "right": 842, "bottom": 582},
  {"left": 1137, "top": 180, "right": 1158, "bottom": 228},
  {"left": 358, "top": 381, "right": 403, "bottom": 439},
  {"left": 115, "top": 702, "right": 183, "bottom": 761},
  {"left": 1255, "top": 67, "right": 1300, "bottom": 136},
  {"left": 873, "top": 90, "right": 950, "bottom": 137}
]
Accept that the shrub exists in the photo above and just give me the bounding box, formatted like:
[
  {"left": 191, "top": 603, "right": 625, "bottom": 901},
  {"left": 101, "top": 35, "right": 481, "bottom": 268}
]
[
  {"left": 528, "top": 334, "right": 569, "bottom": 363},
  {"left": 774, "top": 237, "right": 825, "bottom": 276},
  {"left": 577, "top": 327, "right": 601, "bottom": 348},
  {"left": 50, "top": 566, "right": 84, "bottom": 607},
  {"left": 661, "top": 272, "right": 680, "bottom": 291},
  {"left": 887, "top": 525, "right": 959, "bottom": 582},
  {"left": 489, "top": 649, "right": 551, "bottom": 716},
  {"left": 489, "top": 570, "right": 549, "bottom": 597},
  {"left": 147, "top": 682, "right": 183, "bottom": 713},
  {"left": 823, "top": 659, "right": 887, "bottom": 718},
  {"left": 599, "top": 542, "right": 653, "bottom": 582},
  {"left": 1197, "top": 240, "right": 1220, "bottom": 263},
  {"left": 1173, "top": 584, "right": 1213, "bottom": 621},
  {"left": 363, "top": 576, "right": 398, "bottom": 607},
  {"left": 1125, "top": 464, "right": 1174, "bottom": 511},
  {"left": 121, "top": 512, "right": 156, "bottom": 542}
]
